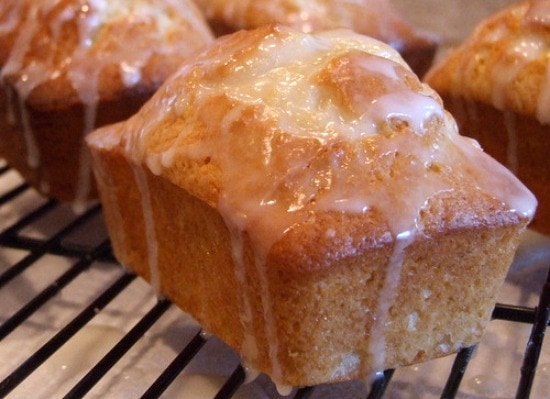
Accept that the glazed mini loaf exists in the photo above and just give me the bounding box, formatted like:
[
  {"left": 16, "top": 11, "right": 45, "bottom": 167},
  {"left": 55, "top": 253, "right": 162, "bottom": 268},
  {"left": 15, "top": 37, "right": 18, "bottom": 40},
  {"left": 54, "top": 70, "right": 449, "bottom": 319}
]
[
  {"left": 87, "top": 25, "right": 536, "bottom": 388},
  {"left": 425, "top": 0, "right": 549, "bottom": 235},
  {"left": 192, "top": 0, "right": 439, "bottom": 77},
  {"left": 0, "top": 0, "right": 213, "bottom": 205}
]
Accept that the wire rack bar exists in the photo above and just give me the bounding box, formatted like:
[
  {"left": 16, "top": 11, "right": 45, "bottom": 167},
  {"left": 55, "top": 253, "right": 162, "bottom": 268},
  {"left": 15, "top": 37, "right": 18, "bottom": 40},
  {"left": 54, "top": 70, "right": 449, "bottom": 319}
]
[
  {"left": 493, "top": 304, "right": 538, "bottom": 325},
  {"left": 0, "top": 199, "right": 57, "bottom": 241},
  {"left": 64, "top": 299, "right": 172, "bottom": 399},
  {"left": 0, "top": 239, "right": 112, "bottom": 341},
  {"left": 213, "top": 365, "right": 247, "bottom": 399},
  {"left": 440, "top": 345, "right": 476, "bottom": 399},
  {"left": 0, "top": 182, "right": 30, "bottom": 207},
  {"left": 140, "top": 331, "right": 208, "bottom": 399},
  {"left": 293, "top": 386, "right": 315, "bottom": 399},
  {"left": 515, "top": 267, "right": 550, "bottom": 399},
  {"left": 0, "top": 203, "right": 102, "bottom": 289},
  {"left": 366, "top": 369, "right": 395, "bottom": 399},
  {"left": 0, "top": 272, "right": 136, "bottom": 398},
  {"left": 0, "top": 164, "right": 548, "bottom": 399}
]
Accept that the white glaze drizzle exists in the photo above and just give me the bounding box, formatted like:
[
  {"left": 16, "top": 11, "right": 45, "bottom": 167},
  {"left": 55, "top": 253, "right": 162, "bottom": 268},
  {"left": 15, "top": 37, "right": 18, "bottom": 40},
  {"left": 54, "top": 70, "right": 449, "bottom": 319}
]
[
  {"left": 132, "top": 165, "right": 161, "bottom": 294},
  {"left": 73, "top": 102, "right": 97, "bottom": 212},
  {"left": 1, "top": 1, "right": 54, "bottom": 99},
  {"left": 450, "top": 133, "right": 536, "bottom": 220},
  {"left": 109, "top": 26, "right": 537, "bottom": 385},
  {"left": 254, "top": 252, "right": 283, "bottom": 382},
  {"left": 368, "top": 230, "right": 416, "bottom": 371},
  {"left": 225, "top": 226, "right": 259, "bottom": 364},
  {"left": 17, "top": 94, "right": 40, "bottom": 169}
]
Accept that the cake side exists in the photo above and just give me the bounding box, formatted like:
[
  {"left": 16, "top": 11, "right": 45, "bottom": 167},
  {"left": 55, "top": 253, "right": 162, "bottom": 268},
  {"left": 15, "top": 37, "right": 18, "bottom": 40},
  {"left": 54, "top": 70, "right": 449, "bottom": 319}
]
[
  {"left": 89, "top": 131, "right": 526, "bottom": 386},
  {"left": 269, "top": 205, "right": 522, "bottom": 384}
]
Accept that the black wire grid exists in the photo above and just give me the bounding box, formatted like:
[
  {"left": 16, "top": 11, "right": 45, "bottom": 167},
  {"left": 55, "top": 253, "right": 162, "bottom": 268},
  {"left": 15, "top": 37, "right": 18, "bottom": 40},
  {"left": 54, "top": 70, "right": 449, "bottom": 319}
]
[{"left": 0, "top": 164, "right": 548, "bottom": 399}]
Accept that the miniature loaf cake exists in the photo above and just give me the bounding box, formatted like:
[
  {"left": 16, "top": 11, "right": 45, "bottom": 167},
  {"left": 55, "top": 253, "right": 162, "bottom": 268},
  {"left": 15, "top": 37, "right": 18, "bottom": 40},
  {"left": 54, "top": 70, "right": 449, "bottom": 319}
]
[
  {"left": 192, "top": 0, "right": 439, "bottom": 76},
  {"left": 87, "top": 25, "right": 536, "bottom": 388},
  {"left": 0, "top": 0, "right": 213, "bottom": 205},
  {"left": 425, "top": 0, "right": 549, "bottom": 235}
]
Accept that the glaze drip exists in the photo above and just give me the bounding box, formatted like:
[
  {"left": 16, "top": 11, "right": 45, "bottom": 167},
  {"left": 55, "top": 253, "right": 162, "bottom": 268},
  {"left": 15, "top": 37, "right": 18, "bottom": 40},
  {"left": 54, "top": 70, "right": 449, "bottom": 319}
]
[{"left": 133, "top": 166, "right": 161, "bottom": 294}]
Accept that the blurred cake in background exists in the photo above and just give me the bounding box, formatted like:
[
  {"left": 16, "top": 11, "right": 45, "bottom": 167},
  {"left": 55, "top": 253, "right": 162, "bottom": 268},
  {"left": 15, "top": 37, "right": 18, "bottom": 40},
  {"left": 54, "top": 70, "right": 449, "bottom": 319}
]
[
  {"left": 0, "top": 0, "right": 213, "bottom": 206},
  {"left": 192, "top": 0, "right": 440, "bottom": 76},
  {"left": 425, "top": 0, "right": 549, "bottom": 235}
]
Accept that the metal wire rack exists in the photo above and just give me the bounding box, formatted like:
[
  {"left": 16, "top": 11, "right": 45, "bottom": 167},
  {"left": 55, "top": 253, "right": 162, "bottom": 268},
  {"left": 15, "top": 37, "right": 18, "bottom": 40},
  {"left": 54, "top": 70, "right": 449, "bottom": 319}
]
[{"left": 0, "top": 162, "right": 549, "bottom": 399}]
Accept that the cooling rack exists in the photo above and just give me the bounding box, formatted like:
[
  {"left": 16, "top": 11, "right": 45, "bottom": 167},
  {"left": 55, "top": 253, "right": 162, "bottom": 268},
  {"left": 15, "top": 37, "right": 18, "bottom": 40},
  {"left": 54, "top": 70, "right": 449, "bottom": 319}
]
[{"left": 0, "top": 161, "right": 549, "bottom": 399}]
